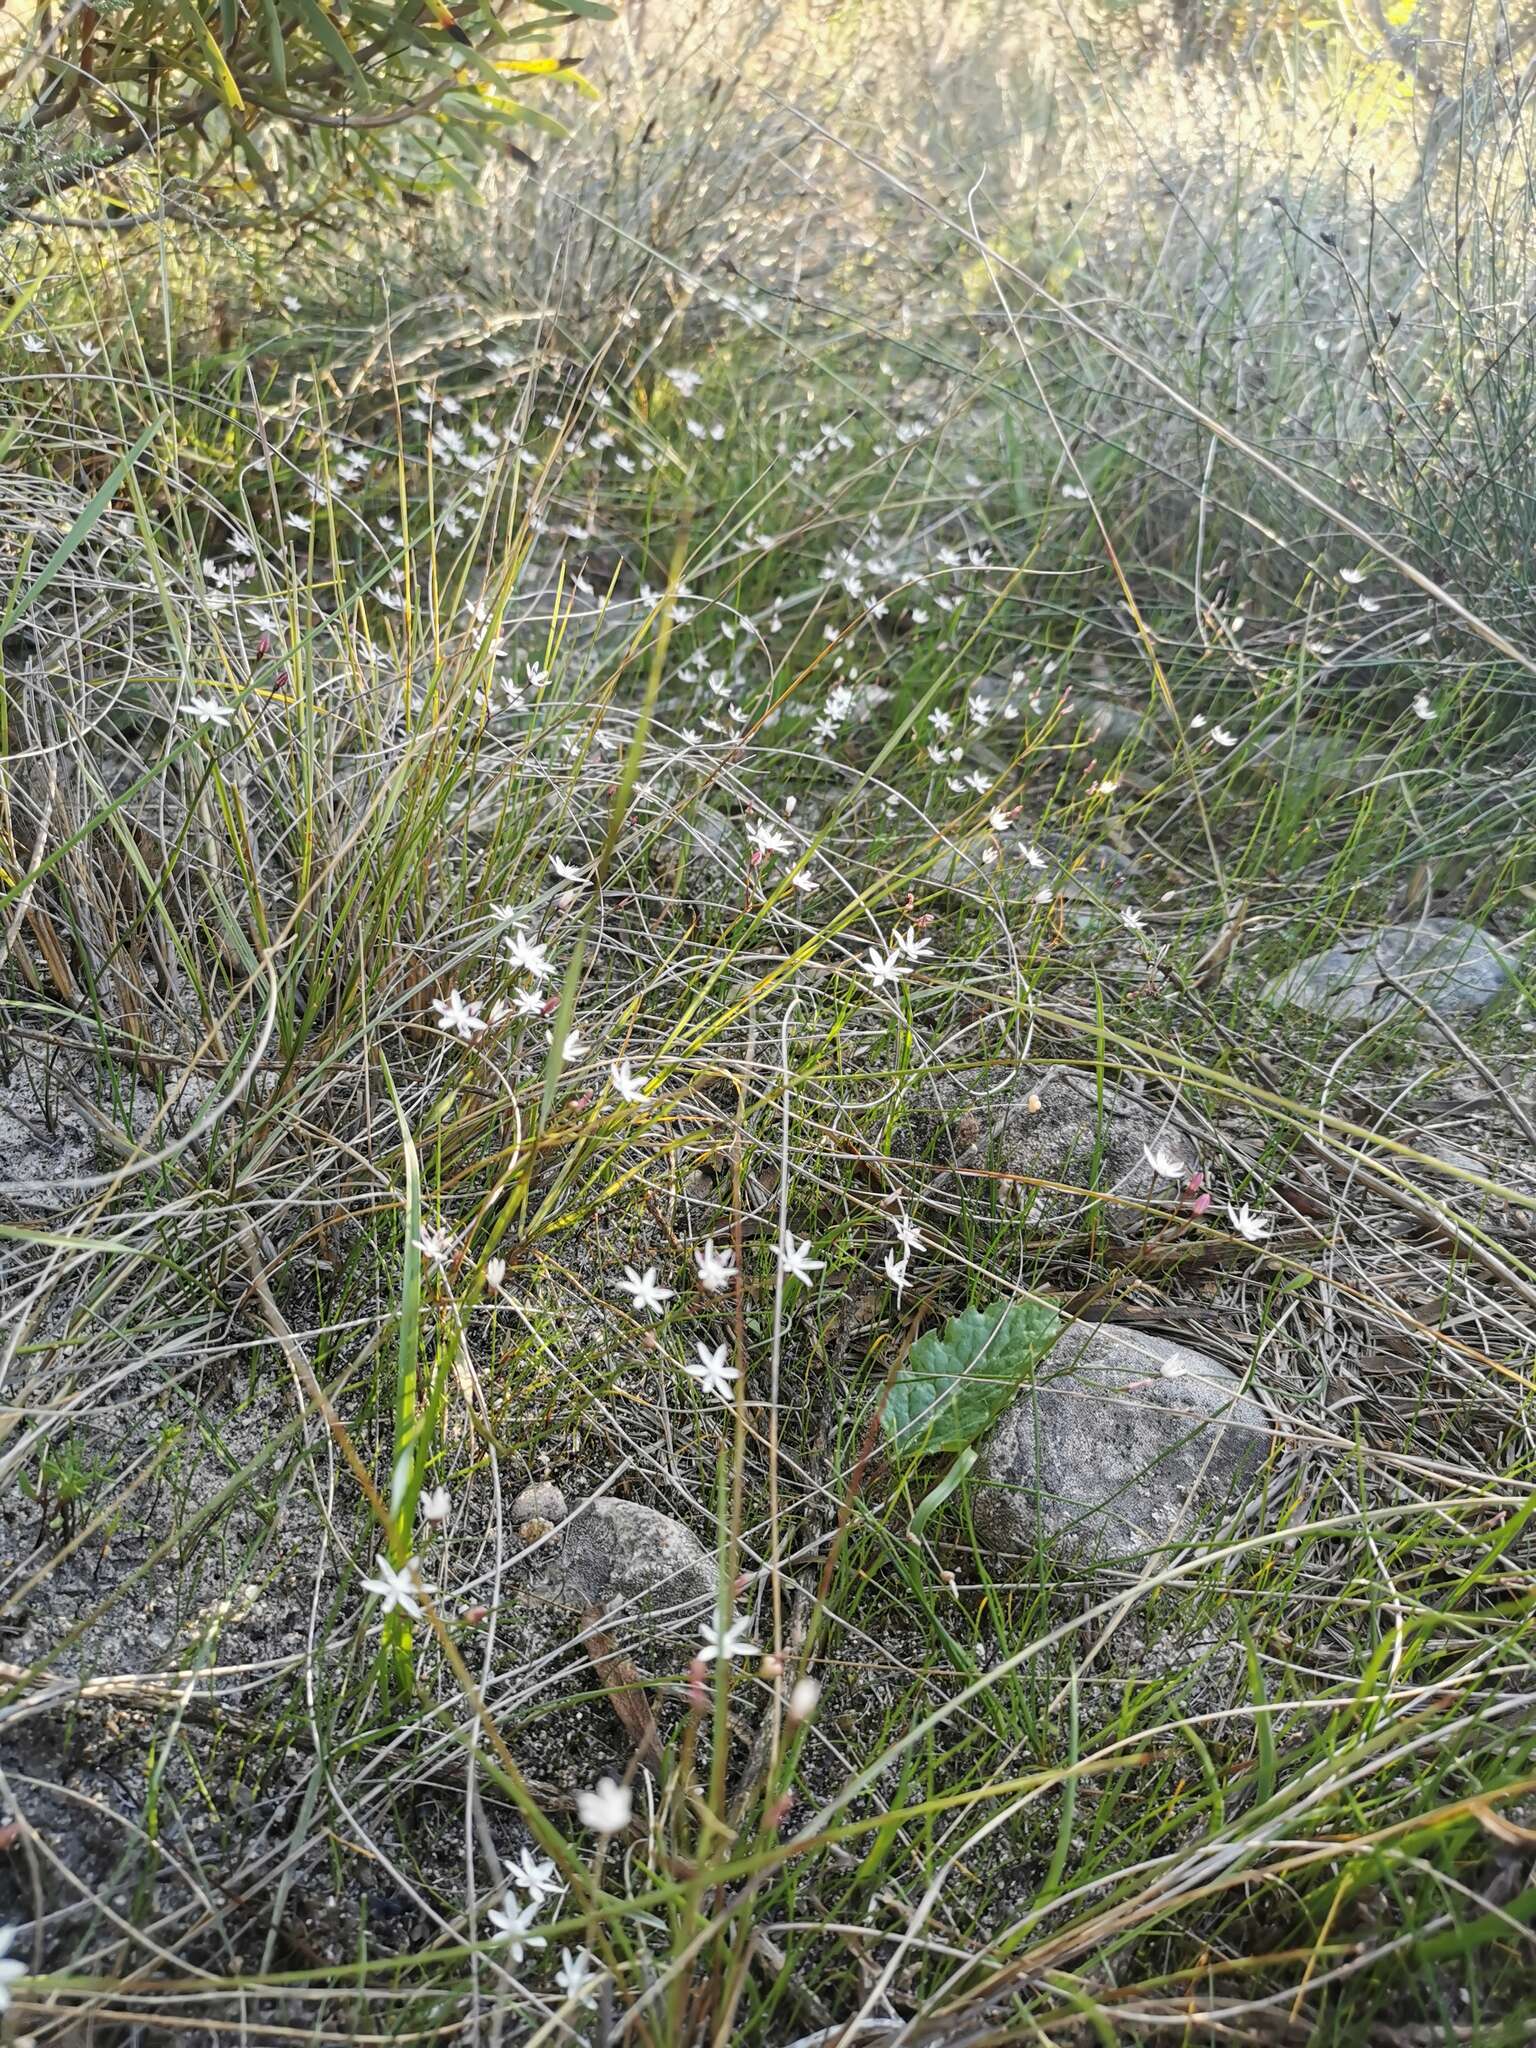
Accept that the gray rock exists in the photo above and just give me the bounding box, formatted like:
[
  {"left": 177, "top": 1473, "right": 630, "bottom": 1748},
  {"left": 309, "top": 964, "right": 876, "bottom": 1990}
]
[
  {"left": 972, "top": 1323, "right": 1270, "bottom": 1561},
  {"left": 1262, "top": 917, "right": 1514, "bottom": 1026},
  {"left": 929, "top": 830, "right": 1014, "bottom": 894},
  {"left": 930, "top": 1066, "right": 1194, "bottom": 1231},
  {"left": 654, "top": 796, "right": 832, "bottom": 894},
  {"left": 930, "top": 831, "right": 1136, "bottom": 918},
  {"left": 967, "top": 679, "right": 1144, "bottom": 750},
  {"left": 1064, "top": 693, "right": 1144, "bottom": 748},
  {"left": 966, "top": 673, "right": 1025, "bottom": 722},
  {"left": 1047, "top": 839, "right": 1138, "bottom": 916},
  {"left": 511, "top": 1483, "right": 717, "bottom": 1628},
  {"left": 1244, "top": 730, "right": 1384, "bottom": 788}
]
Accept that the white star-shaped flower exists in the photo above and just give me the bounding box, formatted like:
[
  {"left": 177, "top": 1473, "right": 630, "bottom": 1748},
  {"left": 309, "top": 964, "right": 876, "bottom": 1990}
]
[
  {"left": 506, "top": 1848, "right": 563, "bottom": 1903},
  {"left": 685, "top": 1340, "right": 740, "bottom": 1403},
  {"left": 699, "top": 1613, "right": 758, "bottom": 1663},
  {"left": 576, "top": 1776, "right": 632, "bottom": 1833},
  {"left": 615, "top": 1265, "right": 674, "bottom": 1317},
  {"left": 609, "top": 1059, "right": 648, "bottom": 1104},
  {"left": 746, "top": 819, "right": 794, "bottom": 859},
  {"left": 1226, "top": 1202, "right": 1272, "bottom": 1242},
  {"left": 890, "top": 924, "right": 933, "bottom": 962},
  {"left": 360, "top": 1553, "right": 430, "bottom": 1621},
  {"left": 863, "top": 947, "right": 909, "bottom": 991},
  {"left": 487, "top": 1897, "right": 546, "bottom": 1962},
  {"left": 776, "top": 1231, "right": 826, "bottom": 1286},
  {"left": 503, "top": 928, "right": 551, "bottom": 980},
  {"left": 416, "top": 1224, "right": 456, "bottom": 1265},
  {"left": 555, "top": 1947, "right": 599, "bottom": 2008},
  {"left": 183, "top": 692, "right": 235, "bottom": 727},
  {"left": 1142, "top": 1143, "right": 1188, "bottom": 1181},
  {"left": 432, "top": 988, "right": 486, "bottom": 1041},
  {"left": 694, "top": 1239, "right": 737, "bottom": 1293}
]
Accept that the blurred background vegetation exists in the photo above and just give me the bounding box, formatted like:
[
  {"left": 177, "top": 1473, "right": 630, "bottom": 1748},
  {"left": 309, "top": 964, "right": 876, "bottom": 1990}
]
[{"left": 8, "top": 0, "right": 1536, "bottom": 644}]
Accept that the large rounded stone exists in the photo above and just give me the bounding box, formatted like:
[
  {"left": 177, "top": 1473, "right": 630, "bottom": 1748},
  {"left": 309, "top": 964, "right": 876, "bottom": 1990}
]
[
  {"left": 924, "top": 1066, "right": 1194, "bottom": 1232},
  {"left": 1262, "top": 917, "right": 1513, "bottom": 1026},
  {"left": 511, "top": 1483, "right": 717, "bottom": 1629},
  {"left": 971, "top": 1323, "right": 1270, "bottom": 1561}
]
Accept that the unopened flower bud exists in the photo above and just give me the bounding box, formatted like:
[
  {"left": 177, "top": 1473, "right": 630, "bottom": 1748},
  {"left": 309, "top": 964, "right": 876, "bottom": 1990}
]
[
  {"left": 687, "top": 1656, "right": 710, "bottom": 1709},
  {"left": 787, "top": 1676, "right": 821, "bottom": 1723}
]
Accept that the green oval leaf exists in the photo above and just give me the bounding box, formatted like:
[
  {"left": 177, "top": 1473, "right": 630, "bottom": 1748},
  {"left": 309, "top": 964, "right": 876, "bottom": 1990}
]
[{"left": 881, "top": 1297, "right": 1060, "bottom": 1460}]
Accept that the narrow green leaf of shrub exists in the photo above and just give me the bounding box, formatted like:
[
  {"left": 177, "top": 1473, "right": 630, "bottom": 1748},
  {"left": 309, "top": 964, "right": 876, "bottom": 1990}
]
[
  {"left": 288, "top": 0, "right": 365, "bottom": 82},
  {"left": 1, "top": 418, "right": 160, "bottom": 636},
  {"left": 258, "top": 0, "right": 288, "bottom": 87}
]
